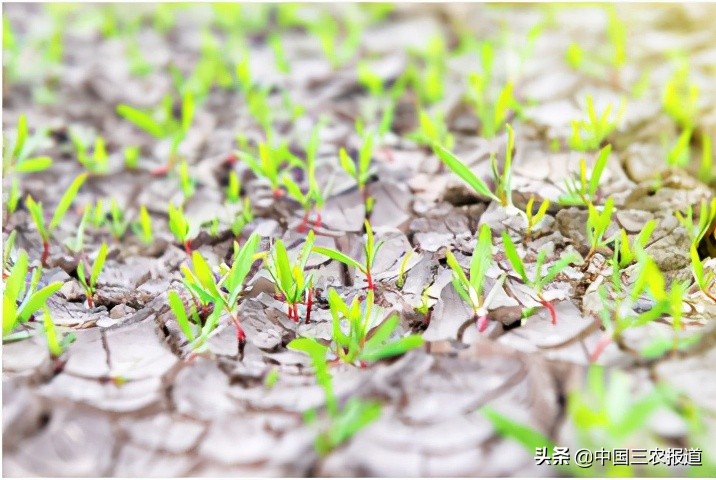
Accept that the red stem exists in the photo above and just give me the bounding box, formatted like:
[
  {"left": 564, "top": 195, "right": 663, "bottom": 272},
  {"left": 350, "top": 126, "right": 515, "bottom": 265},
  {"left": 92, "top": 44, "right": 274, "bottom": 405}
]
[
  {"left": 41, "top": 240, "right": 49, "bottom": 267},
  {"left": 297, "top": 210, "right": 309, "bottom": 233},
  {"left": 86, "top": 290, "right": 94, "bottom": 309},
  {"left": 313, "top": 210, "right": 322, "bottom": 229},
  {"left": 150, "top": 163, "right": 172, "bottom": 176},
  {"left": 230, "top": 313, "right": 246, "bottom": 357},
  {"left": 184, "top": 240, "right": 192, "bottom": 255},
  {"left": 366, "top": 269, "right": 374, "bottom": 291},
  {"left": 476, "top": 313, "right": 489, "bottom": 332},
  {"left": 589, "top": 332, "right": 613, "bottom": 363},
  {"left": 539, "top": 297, "right": 557, "bottom": 325}
]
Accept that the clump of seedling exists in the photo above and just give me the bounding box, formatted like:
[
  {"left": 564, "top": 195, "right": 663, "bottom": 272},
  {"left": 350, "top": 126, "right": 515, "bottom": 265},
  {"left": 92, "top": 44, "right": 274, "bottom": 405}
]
[
  {"left": 662, "top": 62, "right": 699, "bottom": 131},
  {"left": 264, "top": 231, "right": 316, "bottom": 323},
  {"left": 339, "top": 130, "right": 376, "bottom": 218},
  {"left": 2, "top": 114, "right": 53, "bottom": 214},
  {"left": 445, "top": 224, "right": 505, "bottom": 332},
  {"left": 434, "top": 124, "right": 516, "bottom": 210},
  {"left": 230, "top": 197, "right": 254, "bottom": 240},
  {"left": 502, "top": 232, "right": 579, "bottom": 325},
  {"left": 70, "top": 130, "right": 109, "bottom": 174},
  {"left": 569, "top": 96, "right": 624, "bottom": 152},
  {"left": 239, "top": 141, "right": 298, "bottom": 198},
  {"left": 313, "top": 221, "right": 383, "bottom": 291},
  {"left": 676, "top": 199, "right": 716, "bottom": 302},
  {"left": 169, "top": 233, "right": 260, "bottom": 354},
  {"left": 585, "top": 197, "right": 616, "bottom": 263},
  {"left": 76, "top": 243, "right": 108, "bottom": 309},
  {"left": 291, "top": 287, "right": 424, "bottom": 367},
  {"left": 3, "top": 249, "right": 63, "bottom": 339},
  {"left": 116, "top": 89, "right": 195, "bottom": 175},
  {"left": 131, "top": 205, "right": 154, "bottom": 245},
  {"left": 282, "top": 123, "right": 329, "bottom": 231},
  {"left": 612, "top": 219, "right": 656, "bottom": 269},
  {"left": 559, "top": 144, "right": 611, "bottom": 207},
  {"left": 464, "top": 42, "right": 521, "bottom": 138},
  {"left": 167, "top": 202, "right": 198, "bottom": 255},
  {"left": 106, "top": 199, "right": 130, "bottom": 240},
  {"left": 25, "top": 173, "right": 87, "bottom": 266},
  {"left": 523, "top": 195, "right": 551, "bottom": 243},
  {"left": 288, "top": 337, "right": 382, "bottom": 455},
  {"left": 41, "top": 306, "right": 76, "bottom": 359}
]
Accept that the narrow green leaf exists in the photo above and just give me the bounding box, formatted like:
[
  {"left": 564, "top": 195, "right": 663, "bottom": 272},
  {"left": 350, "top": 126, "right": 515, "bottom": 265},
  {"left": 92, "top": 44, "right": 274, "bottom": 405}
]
[
  {"left": 482, "top": 406, "right": 555, "bottom": 452},
  {"left": 50, "top": 173, "right": 87, "bottom": 230},
  {"left": 18, "top": 282, "right": 62, "bottom": 323},
  {"left": 433, "top": 144, "right": 499, "bottom": 202},
  {"left": 16, "top": 156, "right": 53, "bottom": 173},
  {"left": 360, "top": 335, "right": 424, "bottom": 362},
  {"left": 116, "top": 104, "right": 164, "bottom": 138},
  {"left": 313, "top": 246, "right": 364, "bottom": 271},
  {"left": 90, "top": 243, "right": 108, "bottom": 288},
  {"left": 168, "top": 290, "right": 195, "bottom": 341},
  {"left": 502, "top": 231, "right": 528, "bottom": 282}
]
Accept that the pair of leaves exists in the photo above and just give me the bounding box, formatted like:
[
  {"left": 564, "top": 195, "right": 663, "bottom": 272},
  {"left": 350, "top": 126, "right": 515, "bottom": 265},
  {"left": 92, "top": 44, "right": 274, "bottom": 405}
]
[
  {"left": 266, "top": 231, "right": 314, "bottom": 305},
  {"left": 4, "top": 114, "right": 53, "bottom": 174},
  {"left": 25, "top": 173, "right": 88, "bottom": 241},
  {"left": 560, "top": 144, "right": 611, "bottom": 206},
  {"left": 586, "top": 197, "right": 615, "bottom": 250},
  {"left": 3, "top": 250, "right": 62, "bottom": 336},
  {"left": 339, "top": 132, "right": 374, "bottom": 188},
  {"left": 445, "top": 224, "right": 493, "bottom": 312},
  {"left": 77, "top": 243, "right": 109, "bottom": 294}
]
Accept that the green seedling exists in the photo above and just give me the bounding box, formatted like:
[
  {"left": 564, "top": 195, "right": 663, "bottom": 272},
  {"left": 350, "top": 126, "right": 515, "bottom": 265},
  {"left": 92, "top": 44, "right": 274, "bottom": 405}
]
[
  {"left": 225, "top": 170, "right": 241, "bottom": 203},
  {"left": 675, "top": 198, "right": 716, "bottom": 248},
  {"left": 689, "top": 244, "right": 716, "bottom": 303},
  {"left": 403, "top": 34, "right": 447, "bottom": 106},
  {"left": 264, "top": 231, "right": 316, "bottom": 323},
  {"left": 167, "top": 202, "right": 198, "bottom": 255},
  {"left": 76, "top": 242, "right": 108, "bottom": 309},
  {"left": 524, "top": 195, "right": 550, "bottom": 243},
  {"left": 131, "top": 205, "right": 154, "bottom": 245},
  {"left": 569, "top": 96, "right": 624, "bottom": 152},
  {"left": 25, "top": 173, "right": 88, "bottom": 266},
  {"left": 585, "top": 197, "right": 615, "bottom": 263},
  {"left": 239, "top": 141, "right": 298, "bottom": 198},
  {"left": 662, "top": 63, "right": 699, "bottom": 130},
  {"left": 231, "top": 197, "right": 254, "bottom": 240},
  {"left": 126, "top": 38, "right": 152, "bottom": 77},
  {"left": 313, "top": 220, "right": 383, "bottom": 291},
  {"left": 445, "top": 224, "right": 504, "bottom": 332},
  {"left": 42, "top": 306, "right": 75, "bottom": 358},
  {"left": 89, "top": 199, "right": 106, "bottom": 228},
  {"left": 395, "top": 249, "right": 413, "bottom": 290},
  {"left": 63, "top": 206, "right": 89, "bottom": 254},
  {"left": 502, "top": 232, "right": 578, "bottom": 325},
  {"left": 665, "top": 128, "right": 692, "bottom": 168},
  {"left": 357, "top": 60, "right": 384, "bottom": 97},
  {"left": 434, "top": 124, "right": 516, "bottom": 209},
  {"left": 3, "top": 230, "right": 18, "bottom": 278},
  {"left": 339, "top": 131, "right": 375, "bottom": 217},
  {"left": 559, "top": 144, "right": 611, "bottom": 207},
  {"left": 124, "top": 145, "right": 140, "bottom": 170},
  {"left": 308, "top": 11, "right": 362, "bottom": 69},
  {"left": 698, "top": 134, "right": 712, "bottom": 182},
  {"left": 282, "top": 123, "right": 329, "bottom": 231},
  {"left": 565, "top": 42, "right": 584, "bottom": 71},
  {"left": 2, "top": 114, "right": 52, "bottom": 177},
  {"left": 408, "top": 109, "right": 454, "bottom": 151},
  {"left": 613, "top": 219, "right": 656, "bottom": 269},
  {"left": 3, "top": 250, "right": 63, "bottom": 338},
  {"left": 107, "top": 199, "right": 130, "bottom": 240},
  {"left": 288, "top": 337, "right": 382, "bottom": 456},
  {"left": 177, "top": 159, "right": 195, "bottom": 199},
  {"left": 268, "top": 32, "right": 290, "bottom": 74},
  {"left": 71, "top": 131, "right": 109, "bottom": 174},
  {"left": 170, "top": 233, "right": 260, "bottom": 353},
  {"left": 116, "top": 89, "right": 195, "bottom": 175}
]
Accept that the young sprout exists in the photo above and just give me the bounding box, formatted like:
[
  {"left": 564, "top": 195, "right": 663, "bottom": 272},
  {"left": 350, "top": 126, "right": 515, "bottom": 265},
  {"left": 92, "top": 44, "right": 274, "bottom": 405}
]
[
  {"left": 2, "top": 114, "right": 53, "bottom": 177},
  {"left": 675, "top": 198, "right": 716, "bottom": 247},
  {"left": 131, "top": 205, "right": 154, "bottom": 245},
  {"left": 170, "top": 233, "right": 260, "bottom": 353},
  {"left": 76, "top": 242, "right": 108, "bottom": 309},
  {"left": 434, "top": 124, "right": 516, "bottom": 209},
  {"left": 116, "top": 89, "right": 195, "bottom": 175},
  {"left": 71, "top": 131, "right": 109, "bottom": 174},
  {"left": 288, "top": 337, "right": 382, "bottom": 456},
  {"left": 107, "top": 199, "right": 130, "bottom": 240},
  {"left": 585, "top": 197, "right": 615, "bottom": 263},
  {"left": 25, "top": 173, "right": 88, "bottom": 266},
  {"left": 464, "top": 42, "right": 521, "bottom": 138},
  {"left": 445, "top": 224, "right": 505, "bottom": 332},
  {"left": 264, "top": 231, "right": 316, "bottom": 323},
  {"left": 569, "top": 96, "right": 625, "bottom": 152},
  {"left": 282, "top": 123, "right": 329, "bottom": 231},
  {"left": 408, "top": 109, "right": 454, "bottom": 151},
  {"left": 124, "top": 145, "right": 140, "bottom": 170},
  {"left": 613, "top": 220, "right": 656, "bottom": 269},
  {"left": 225, "top": 170, "right": 241, "bottom": 203},
  {"left": 689, "top": 244, "right": 716, "bottom": 303},
  {"left": 63, "top": 206, "right": 89, "bottom": 255},
  {"left": 665, "top": 128, "right": 692, "bottom": 168},
  {"left": 502, "top": 232, "right": 578, "bottom": 325},
  {"left": 268, "top": 32, "right": 290, "bottom": 74},
  {"left": 524, "top": 195, "right": 550, "bottom": 243},
  {"left": 231, "top": 197, "right": 254, "bottom": 240},
  {"left": 395, "top": 249, "right": 414, "bottom": 290},
  {"left": 560, "top": 145, "right": 611, "bottom": 207},
  {"left": 662, "top": 62, "right": 699, "bottom": 131},
  {"left": 239, "top": 141, "right": 296, "bottom": 198},
  {"left": 3, "top": 230, "right": 18, "bottom": 278},
  {"left": 168, "top": 202, "right": 197, "bottom": 255},
  {"left": 42, "top": 306, "right": 76, "bottom": 359},
  {"left": 3, "top": 250, "right": 63, "bottom": 338},
  {"left": 339, "top": 131, "right": 375, "bottom": 217},
  {"left": 177, "top": 159, "right": 195, "bottom": 199},
  {"left": 313, "top": 220, "right": 383, "bottom": 291}
]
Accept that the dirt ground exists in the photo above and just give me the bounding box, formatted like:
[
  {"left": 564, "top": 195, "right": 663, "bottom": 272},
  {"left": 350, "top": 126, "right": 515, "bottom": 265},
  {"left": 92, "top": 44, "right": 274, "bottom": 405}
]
[{"left": 2, "top": 3, "right": 716, "bottom": 477}]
